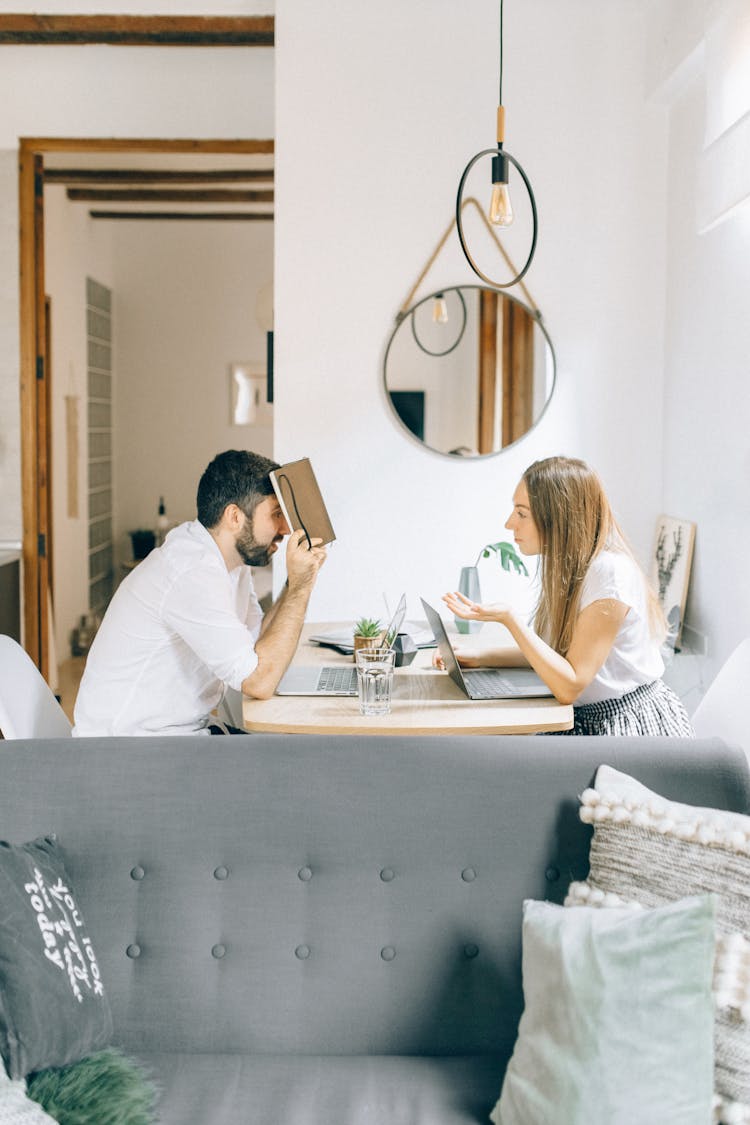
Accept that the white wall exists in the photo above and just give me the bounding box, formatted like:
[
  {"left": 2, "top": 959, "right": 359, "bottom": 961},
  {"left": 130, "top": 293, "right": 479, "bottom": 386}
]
[
  {"left": 0, "top": 1, "right": 271, "bottom": 10},
  {"left": 659, "top": 30, "right": 750, "bottom": 685},
  {"left": 110, "top": 219, "right": 274, "bottom": 546},
  {"left": 0, "top": 151, "right": 21, "bottom": 545},
  {"left": 274, "top": 0, "right": 668, "bottom": 623}
]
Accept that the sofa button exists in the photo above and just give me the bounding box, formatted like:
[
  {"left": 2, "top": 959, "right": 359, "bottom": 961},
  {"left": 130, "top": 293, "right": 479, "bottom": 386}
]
[
  {"left": 298, "top": 866, "right": 313, "bottom": 882},
  {"left": 213, "top": 866, "right": 229, "bottom": 881},
  {"left": 464, "top": 943, "right": 479, "bottom": 959},
  {"left": 212, "top": 944, "right": 226, "bottom": 959},
  {"left": 126, "top": 944, "right": 141, "bottom": 959},
  {"left": 130, "top": 865, "right": 145, "bottom": 881},
  {"left": 461, "top": 868, "right": 477, "bottom": 882},
  {"left": 380, "top": 867, "right": 395, "bottom": 882},
  {"left": 380, "top": 946, "right": 396, "bottom": 962},
  {"left": 545, "top": 866, "right": 560, "bottom": 883},
  {"left": 295, "top": 945, "right": 311, "bottom": 960}
]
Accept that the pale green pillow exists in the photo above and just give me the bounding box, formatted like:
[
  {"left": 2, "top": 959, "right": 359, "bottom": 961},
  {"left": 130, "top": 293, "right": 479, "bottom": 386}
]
[{"left": 491, "top": 895, "right": 716, "bottom": 1125}]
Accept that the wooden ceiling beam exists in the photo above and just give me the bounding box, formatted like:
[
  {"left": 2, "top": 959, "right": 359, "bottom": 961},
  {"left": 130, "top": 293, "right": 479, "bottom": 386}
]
[
  {"left": 89, "top": 210, "right": 274, "bottom": 221},
  {"left": 23, "top": 138, "right": 274, "bottom": 155},
  {"left": 46, "top": 168, "right": 274, "bottom": 186},
  {"left": 0, "top": 15, "right": 274, "bottom": 47},
  {"left": 68, "top": 187, "right": 274, "bottom": 204}
]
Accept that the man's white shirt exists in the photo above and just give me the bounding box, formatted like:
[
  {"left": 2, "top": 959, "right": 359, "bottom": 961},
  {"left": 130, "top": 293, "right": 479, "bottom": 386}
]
[{"left": 73, "top": 521, "right": 262, "bottom": 736}]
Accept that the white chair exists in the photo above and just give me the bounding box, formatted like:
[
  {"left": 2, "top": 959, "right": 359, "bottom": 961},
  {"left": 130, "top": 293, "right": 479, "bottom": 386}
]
[
  {"left": 0, "top": 634, "right": 72, "bottom": 739},
  {"left": 691, "top": 637, "right": 750, "bottom": 755}
]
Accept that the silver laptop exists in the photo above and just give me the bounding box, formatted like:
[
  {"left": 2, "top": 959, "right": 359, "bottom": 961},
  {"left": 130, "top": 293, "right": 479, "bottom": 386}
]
[
  {"left": 420, "top": 598, "right": 553, "bottom": 700},
  {"left": 276, "top": 595, "right": 407, "bottom": 696}
]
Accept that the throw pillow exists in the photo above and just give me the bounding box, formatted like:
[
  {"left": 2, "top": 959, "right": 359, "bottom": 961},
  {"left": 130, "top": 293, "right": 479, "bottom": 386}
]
[
  {"left": 568, "top": 764, "right": 750, "bottom": 1125},
  {"left": 26, "top": 1049, "right": 158, "bottom": 1125},
  {"left": 0, "top": 835, "right": 113, "bottom": 1080},
  {"left": 491, "top": 895, "right": 716, "bottom": 1125}
]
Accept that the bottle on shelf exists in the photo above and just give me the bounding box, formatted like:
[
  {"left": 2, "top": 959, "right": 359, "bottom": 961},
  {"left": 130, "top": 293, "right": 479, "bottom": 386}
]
[{"left": 155, "top": 496, "right": 169, "bottom": 547}]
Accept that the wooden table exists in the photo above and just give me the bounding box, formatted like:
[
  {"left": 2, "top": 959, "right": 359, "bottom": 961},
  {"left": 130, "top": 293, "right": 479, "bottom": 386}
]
[{"left": 242, "top": 623, "right": 573, "bottom": 735}]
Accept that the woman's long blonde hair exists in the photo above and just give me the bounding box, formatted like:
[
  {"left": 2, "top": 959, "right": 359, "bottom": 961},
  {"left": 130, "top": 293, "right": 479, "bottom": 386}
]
[{"left": 523, "top": 456, "right": 665, "bottom": 655}]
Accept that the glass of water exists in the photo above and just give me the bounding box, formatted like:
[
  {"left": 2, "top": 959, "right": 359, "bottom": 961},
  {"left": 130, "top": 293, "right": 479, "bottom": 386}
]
[{"left": 355, "top": 647, "right": 396, "bottom": 716}]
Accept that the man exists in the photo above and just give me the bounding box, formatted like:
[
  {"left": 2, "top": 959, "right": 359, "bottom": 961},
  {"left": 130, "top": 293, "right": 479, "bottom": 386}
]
[{"left": 73, "top": 450, "right": 327, "bottom": 736}]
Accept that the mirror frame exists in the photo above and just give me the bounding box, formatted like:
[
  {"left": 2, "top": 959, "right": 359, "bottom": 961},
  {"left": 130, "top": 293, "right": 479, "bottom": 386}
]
[{"left": 383, "top": 284, "right": 556, "bottom": 459}]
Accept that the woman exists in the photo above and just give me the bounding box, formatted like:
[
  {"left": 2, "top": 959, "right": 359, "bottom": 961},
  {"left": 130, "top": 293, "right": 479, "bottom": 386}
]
[{"left": 442, "top": 456, "right": 693, "bottom": 736}]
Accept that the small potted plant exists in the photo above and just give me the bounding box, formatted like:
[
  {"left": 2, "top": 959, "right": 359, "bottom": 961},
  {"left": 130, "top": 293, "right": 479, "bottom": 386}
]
[{"left": 352, "top": 617, "right": 382, "bottom": 660}]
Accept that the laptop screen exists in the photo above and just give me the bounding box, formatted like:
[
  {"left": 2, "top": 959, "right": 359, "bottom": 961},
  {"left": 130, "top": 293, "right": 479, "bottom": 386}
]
[
  {"left": 381, "top": 594, "right": 407, "bottom": 650},
  {"left": 420, "top": 598, "right": 469, "bottom": 692}
]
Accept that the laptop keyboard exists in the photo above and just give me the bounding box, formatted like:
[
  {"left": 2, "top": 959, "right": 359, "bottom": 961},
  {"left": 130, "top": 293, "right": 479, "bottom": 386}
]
[
  {"left": 317, "top": 666, "right": 359, "bottom": 694},
  {"left": 463, "top": 670, "right": 526, "bottom": 698}
]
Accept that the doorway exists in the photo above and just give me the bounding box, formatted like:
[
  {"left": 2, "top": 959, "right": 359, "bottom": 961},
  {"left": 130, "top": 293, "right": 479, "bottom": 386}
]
[{"left": 19, "top": 137, "right": 274, "bottom": 682}]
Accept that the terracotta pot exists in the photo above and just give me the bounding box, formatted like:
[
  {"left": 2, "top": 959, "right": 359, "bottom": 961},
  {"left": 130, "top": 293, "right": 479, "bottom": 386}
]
[{"left": 352, "top": 634, "right": 380, "bottom": 661}]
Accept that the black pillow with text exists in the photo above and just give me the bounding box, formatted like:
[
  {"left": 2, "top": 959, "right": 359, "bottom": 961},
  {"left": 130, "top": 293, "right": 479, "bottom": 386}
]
[{"left": 0, "top": 834, "right": 112, "bottom": 1079}]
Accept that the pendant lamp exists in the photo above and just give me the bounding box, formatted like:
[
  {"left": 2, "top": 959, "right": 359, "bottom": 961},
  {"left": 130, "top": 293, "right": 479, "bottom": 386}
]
[
  {"left": 410, "top": 288, "right": 467, "bottom": 357},
  {"left": 456, "top": 0, "right": 538, "bottom": 288}
]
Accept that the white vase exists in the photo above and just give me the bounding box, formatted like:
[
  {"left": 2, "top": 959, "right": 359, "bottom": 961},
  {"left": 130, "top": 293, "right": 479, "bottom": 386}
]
[{"left": 455, "top": 566, "right": 482, "bottom": 634}]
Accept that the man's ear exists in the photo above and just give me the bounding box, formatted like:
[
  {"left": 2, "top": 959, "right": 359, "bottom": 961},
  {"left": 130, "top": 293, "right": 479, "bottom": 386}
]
[{"left": 222, "top": 503, "right": 246, "bottom": 533}]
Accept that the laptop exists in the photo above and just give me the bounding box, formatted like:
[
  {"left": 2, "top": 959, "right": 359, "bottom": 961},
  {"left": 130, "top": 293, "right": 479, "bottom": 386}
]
[
  {"left": 276, "top": 595, "right": 407, "bottom": 696},
  {"left": 420, "top": 598, "right": 553, "bottom": 700}
]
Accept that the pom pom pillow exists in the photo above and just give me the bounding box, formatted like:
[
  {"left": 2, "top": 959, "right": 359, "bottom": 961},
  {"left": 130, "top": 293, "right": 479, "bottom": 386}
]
[
  {"left": 0, "top": 835, "right": 112, "bottom": 1080},
  {"left": 568, "top": 765, "right": 750, "bottom": 1125}
]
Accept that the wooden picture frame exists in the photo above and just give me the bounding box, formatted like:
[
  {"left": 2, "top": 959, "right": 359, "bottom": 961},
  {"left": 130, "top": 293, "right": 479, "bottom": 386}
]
[{"left": 650, "top": 515, "right": 696, "bottom": 651}]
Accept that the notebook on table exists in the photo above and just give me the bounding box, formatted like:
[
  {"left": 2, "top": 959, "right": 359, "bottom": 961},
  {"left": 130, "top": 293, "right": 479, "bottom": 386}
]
[
  {"left": 420, "top": 598, "right": 553, "bottom": 700},
  {"left": 276, "top": 595, "right": 407, "bottom": 696}
]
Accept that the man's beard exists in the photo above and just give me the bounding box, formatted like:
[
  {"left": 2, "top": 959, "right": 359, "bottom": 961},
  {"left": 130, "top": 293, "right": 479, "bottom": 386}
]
[{"left": 235, "top": 520, "right": 277, "bottom": 567}]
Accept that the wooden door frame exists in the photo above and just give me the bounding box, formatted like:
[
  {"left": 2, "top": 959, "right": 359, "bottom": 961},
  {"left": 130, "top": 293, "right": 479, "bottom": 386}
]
[{"left": 19, "top": 136, "right": 274, "bottom": 676}]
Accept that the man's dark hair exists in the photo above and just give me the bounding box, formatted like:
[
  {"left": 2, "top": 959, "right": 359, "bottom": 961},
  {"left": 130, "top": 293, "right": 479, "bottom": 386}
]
[{"left": 196, "top": 450, "right": 280, "bottom": 529}]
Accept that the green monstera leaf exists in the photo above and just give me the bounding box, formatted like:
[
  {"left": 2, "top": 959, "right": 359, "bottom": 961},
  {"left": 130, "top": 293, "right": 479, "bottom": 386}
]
[{"left": 475, "top": 540, "right": 528, "bottom": 576}]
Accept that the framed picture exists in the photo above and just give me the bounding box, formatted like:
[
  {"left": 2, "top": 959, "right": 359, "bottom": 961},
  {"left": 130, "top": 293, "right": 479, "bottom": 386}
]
[
  {"left": 229, "top": 363, "right": 272, "bottom": 426},
  {"left": 650, "top": 515, "right": 696, "bottom": 650}
]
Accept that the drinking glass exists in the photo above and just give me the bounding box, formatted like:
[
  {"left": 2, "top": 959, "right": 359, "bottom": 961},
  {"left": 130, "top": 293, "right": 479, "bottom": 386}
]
[{"left": 355, "top": 647, "right": 396, "bottom": 716}]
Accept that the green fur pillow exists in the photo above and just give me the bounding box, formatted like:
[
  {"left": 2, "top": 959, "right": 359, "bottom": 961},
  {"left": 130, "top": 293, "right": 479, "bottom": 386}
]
[{"left": 26, "top": 1048, "right": 158, "bottom": 1125}]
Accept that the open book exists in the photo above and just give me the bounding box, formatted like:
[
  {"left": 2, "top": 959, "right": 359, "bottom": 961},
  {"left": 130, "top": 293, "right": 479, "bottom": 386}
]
[{"left": 269, "top": 458, "right": 336, "bottom": 547}]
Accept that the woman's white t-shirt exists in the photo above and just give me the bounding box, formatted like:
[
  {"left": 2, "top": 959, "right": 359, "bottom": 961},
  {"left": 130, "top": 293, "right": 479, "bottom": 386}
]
[{"left": 574, "top": 549, "right": 664, "bottom": 706}]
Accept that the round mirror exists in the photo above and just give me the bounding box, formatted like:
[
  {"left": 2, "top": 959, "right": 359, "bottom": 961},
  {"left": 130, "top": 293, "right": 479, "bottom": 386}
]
[{"left": 383, "top": 285, "right": 555, "bottom": 457}]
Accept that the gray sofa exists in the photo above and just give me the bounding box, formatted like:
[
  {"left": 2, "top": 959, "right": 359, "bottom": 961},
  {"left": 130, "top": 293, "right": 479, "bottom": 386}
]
[{"left": 2, "top": 734, "right": 749, "bottom": 1124}]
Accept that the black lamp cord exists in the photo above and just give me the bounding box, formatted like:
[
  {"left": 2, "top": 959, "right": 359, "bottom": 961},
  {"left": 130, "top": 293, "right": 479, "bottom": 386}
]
[
  {"left": 498, "top": 0, "right": 504, "bottom": 107},
  {"left": 276, "top": 473, "right": 312, "bottom": 550}
]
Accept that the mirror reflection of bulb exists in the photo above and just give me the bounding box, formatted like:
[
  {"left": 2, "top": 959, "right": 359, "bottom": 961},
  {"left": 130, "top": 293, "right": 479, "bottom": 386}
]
[
  {"left": 432, "top": 295, "right": 449, "bottom": 324},
  {"left": 489, "top": 182, "right": 514, "bottom": 226}
]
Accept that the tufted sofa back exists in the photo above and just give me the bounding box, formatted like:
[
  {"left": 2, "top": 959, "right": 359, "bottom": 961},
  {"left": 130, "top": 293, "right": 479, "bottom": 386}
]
[{"left": 1, "top": 734, "right": 747, "bottom": 1061}]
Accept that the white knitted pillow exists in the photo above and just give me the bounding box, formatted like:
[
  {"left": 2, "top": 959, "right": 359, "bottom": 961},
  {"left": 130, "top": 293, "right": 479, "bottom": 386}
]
[
  {"left": 567, "top": 765, "right": 750, "bottom": 1125},
  {"left": 0, "top": 1064, "right": 56, "bottom": 1125}
]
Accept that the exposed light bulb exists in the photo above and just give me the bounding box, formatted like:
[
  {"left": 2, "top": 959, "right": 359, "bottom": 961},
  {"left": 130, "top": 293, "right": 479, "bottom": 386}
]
[
  {"left": 432, "top": 294, "right": 449, "bottom": 324},
  {"left": 489, "top": 181, "right": 513, "bottom": 226},
  {"left": 489, "top": 145, "right": 514, "bottom": 226}
]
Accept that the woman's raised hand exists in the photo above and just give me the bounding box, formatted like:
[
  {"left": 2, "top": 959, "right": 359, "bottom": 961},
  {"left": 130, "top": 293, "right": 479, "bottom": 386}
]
[{"left": 442, "top": 591, "right": 509, "bottom": 624}]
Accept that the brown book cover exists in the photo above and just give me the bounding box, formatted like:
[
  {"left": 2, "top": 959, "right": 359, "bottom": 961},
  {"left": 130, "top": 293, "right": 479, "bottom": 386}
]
[{"left": 269, "top": 458, "right": 336, "bottom": 547}]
